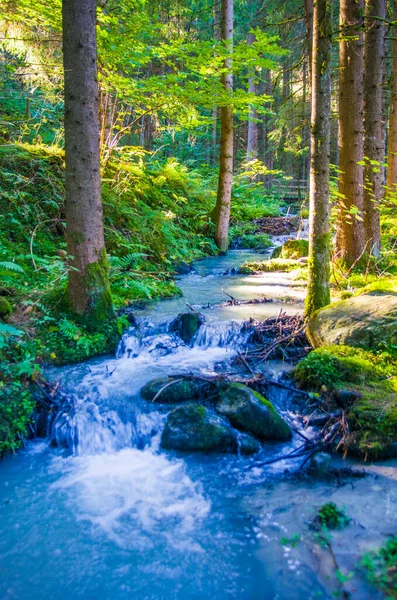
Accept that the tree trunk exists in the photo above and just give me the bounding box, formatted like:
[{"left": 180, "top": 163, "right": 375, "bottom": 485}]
[
  {"left": 212, "top": 0, "right": 220, "bottom": 164},
  {"left": 386, "top": 0, "right": 397, "bottom": 197},
  {"left": 363, "top": 0, "right": 387, "bottom": 255},
  {"left": 305, "top": 0, "right": 333, "bottom": 317},
  {"left": 213, "top": 0, "right": 234, "bottom": 253},
  {"left": 246, "top": 33, "right": 257, "bottom": 160},
  {"left": 336, "top": 0, "right": 366, "bottom": 264},
  {"left": 62, "top": 0, "right": 113, "bottom": 324},
  {"left": 304, "top": 0, "right": 314, "bottom": 89}
]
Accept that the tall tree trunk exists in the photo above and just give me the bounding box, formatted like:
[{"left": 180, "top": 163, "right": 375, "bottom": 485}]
[
  {"left": 62, "top": 0, "right": 113, "bottom": 324},
  {"left": 363, "top": 0, "right": 387, "bottom": 255},
  {"left": 212, "top": 0, "right": 220, "bottom": 164},
  {"left": 305, "top": 0, "right": 333, "bottom": 317},
  {"left": 213, "top": 0, "right": 233, "bottom": 253},
  {"left": 246, "top": 33, "right": 257, "bottom": 160},
  {"left": 336, "top": 0, "right": 366, "bottom": 264},
  {"left": 304, "top": 0, "right": 314, "bottom": 89},
  {"left": 386, "top": 0, "right": 397, "bottom": 197}
]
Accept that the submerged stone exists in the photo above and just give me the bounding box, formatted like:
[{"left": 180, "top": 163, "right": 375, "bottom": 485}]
[
  {"left": 215, "top": 383, "right": 292, "bottom": 441},
  {"left": 140, "top": 377, "right": 206, "bottom": 403},
  {"left": 307, "top": 292, "right": 397, "bottom": 349},
  {"left": 308, "top": 452, "right": 332, "bottom": 475},
  {"left": 161, "top": 404, "right": 238, "bottom": 452},
  {"left": 169, "top": 312, "right": 205, "bottom": 344},
  {"left": 236, "top": 432, "right": 261, "bottom": 455}
]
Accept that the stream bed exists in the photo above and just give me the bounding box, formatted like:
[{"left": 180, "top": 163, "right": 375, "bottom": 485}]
[{"left": 0, "top": 250, "right": 396, "bottom": 600}]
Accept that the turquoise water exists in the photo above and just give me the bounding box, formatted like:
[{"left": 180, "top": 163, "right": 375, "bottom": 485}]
[{"left": 0, "top": 251, "right": 395, "bottom": 600}]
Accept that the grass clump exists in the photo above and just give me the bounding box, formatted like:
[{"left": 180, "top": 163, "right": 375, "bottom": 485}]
[{"left": 361, "top": 536, "right": 397, "bottom": 598}]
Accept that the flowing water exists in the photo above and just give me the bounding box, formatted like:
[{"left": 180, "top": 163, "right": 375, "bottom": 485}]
[{"left": 0, "top": 250, "right": 396, "bottom": 600}]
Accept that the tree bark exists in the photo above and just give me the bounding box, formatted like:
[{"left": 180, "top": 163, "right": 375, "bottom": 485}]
[
  {"left": 386, "top": 0, "right": 397, "bottom": 197},
  {"left": 62, "top": 0, "right": 113, "bottom": 324},
  {"left": 336, "top": 0, "right": 366, "bottom": 264},
  {"left": 212, "top": 0, "right": 220, "bottom": 164},
  {"left": 246, "top": 33, "right": 257, "bottom": 160},
  {"left": 304, "top": 0, "right": 314, "bottom": 89},
  {"left": 363, "top": 0, "right": 387, "bottom": 255},
  {"left": 305, "top": 0, "right": 333, "bottom": 317},
  {"left": 213, "top": 0, "right": 234, "bottom": 253}
]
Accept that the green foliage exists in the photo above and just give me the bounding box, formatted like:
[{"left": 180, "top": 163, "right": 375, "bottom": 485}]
[
  {"left": 0, "top": 327, "right": 42, "bottom": 456},
  {"left": 361, "top": 536, "right": 397, "bottom": 598},
  {"left": 317, "top": 503, "right": 350, "bottom": 530},
  {"left": 236, "top": 233, "right": 273, "bottom": 250}
]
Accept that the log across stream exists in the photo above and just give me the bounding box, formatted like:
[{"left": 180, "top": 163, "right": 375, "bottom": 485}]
[{"left": 0, "top": 249, "right": 396, "bottom": 600}]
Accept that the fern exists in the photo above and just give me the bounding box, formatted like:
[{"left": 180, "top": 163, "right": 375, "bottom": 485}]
[
  {"left": 0, "top": 261, "right": 25, "bottom": 273},
  {"left": 58, "top": 318, "right": 81, "bottom": 340},
  {"left": 109, "top": 252, "right": 147, "bottom": 271}
]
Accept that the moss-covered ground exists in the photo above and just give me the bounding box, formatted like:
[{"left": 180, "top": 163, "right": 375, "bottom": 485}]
[{"left": 295, "top": 345, "right": 397, "bottom": 458}]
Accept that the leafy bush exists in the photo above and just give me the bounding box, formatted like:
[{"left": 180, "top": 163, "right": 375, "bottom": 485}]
[{"left": 362, "top": 536, "right": 397, "bottom": 598}]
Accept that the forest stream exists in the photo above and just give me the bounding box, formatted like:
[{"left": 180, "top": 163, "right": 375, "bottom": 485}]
[{"left": 0, "top": 247, "right": 396, "bottom": 600}]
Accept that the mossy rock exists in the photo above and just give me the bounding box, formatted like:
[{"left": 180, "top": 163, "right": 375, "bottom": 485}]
[
  {"left": 140, "top": 377, "right": 208, "bottom": 403},
  {"left": 271, "top": 245, "right": 282, "bottom": 259},
  {"left": 307, "top": 292, "right": 397, "bottom": 349},
  {"left": 169, "top": 312, "right": 205, "bottom": 344},
  {"left": 281, "top": 239, "right": 309, "bottom": 260},
  {"left": 215, "top": 383, "right": 291, "bottom": 441},
  {"left": 0, "top": 296, "right": 12, "bottom": 318},
  {"left": 160, "top": 404, "right": 238, "bottom": 452}
]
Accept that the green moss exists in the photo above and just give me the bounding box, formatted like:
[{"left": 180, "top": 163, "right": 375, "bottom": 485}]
[
  {"left": 271, "top": 245, "right": 282, "bottom": 258},
  {"left": 305, "top": 232, "right": 331, "bottom": 317},
  {"left": 295, "top": 345, "right": 396, "bottom": 390},
  {"left": 240, "top": 258, "right": 303, "bottom": 274},
  {"left": 0, "top": 297, "right": 12, "bottom": 318},
  {"left": 78, "top": 248, "right": 115, "bottom": 330},
  {"left": 281, "top": 239, "right": 309, "bottom": 259},
  {"left": 295, "top": 345, "right": 397, "bottom": 457}
]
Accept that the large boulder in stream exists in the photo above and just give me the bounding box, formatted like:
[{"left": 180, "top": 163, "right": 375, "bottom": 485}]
[
  {"left": 140, "top": 376, "right": 208, "bottom": 403},
  {"left": 215, "top": 383, "right": 292, "bottom": 441},
  {"left": 307, "top": 292, "right": 397, "bottom": 349},
  {"left": 161, "top": 404, "right": 238, "bottom": 452},
  {"left": 169, "top": 312, "right": 205, "bottom": 344},
  {"left": 161, "top": 404, "right": 260, "bottom": 454}
]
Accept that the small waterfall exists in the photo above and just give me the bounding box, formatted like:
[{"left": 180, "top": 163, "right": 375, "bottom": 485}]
[
  {"left": 193, "top": 321, "right": 250, "bottom": 350},
  {"left": 51, "top": 397, "right": 165, "bottom": 456},
  {"left": 51, "top": 318, "right": 251, "bottom": 457}
]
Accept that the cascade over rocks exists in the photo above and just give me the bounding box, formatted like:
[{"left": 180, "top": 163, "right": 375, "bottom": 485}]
[
  {"left": 215, "top": 383, "right": 292, "bottom": 441},
  {"left": 169, "top": 312, "right": 205, "bottom": 344},
  {"left": 307, "top": 292, "right": 397, "bottom": 349}
]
